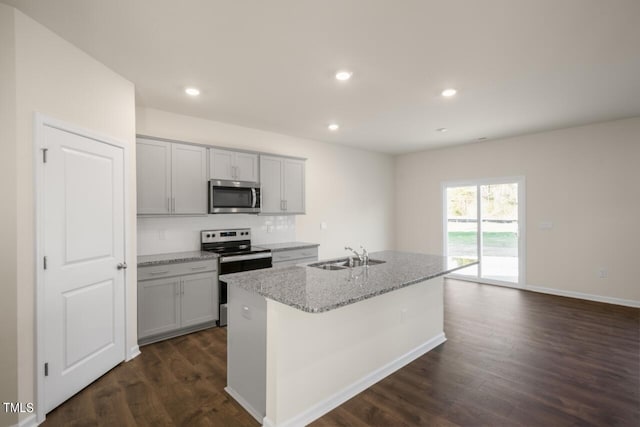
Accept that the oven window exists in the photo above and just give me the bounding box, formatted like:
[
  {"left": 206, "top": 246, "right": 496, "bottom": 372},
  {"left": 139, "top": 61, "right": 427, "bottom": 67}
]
[{"left": 212, "top": 187, "right": 253, "bottom": 208}]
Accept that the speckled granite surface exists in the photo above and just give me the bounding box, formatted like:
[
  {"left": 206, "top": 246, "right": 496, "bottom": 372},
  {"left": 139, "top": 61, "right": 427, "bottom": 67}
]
[
  {"left": 137, "top": 251, "right": 218, "bottom": 267},
  {"left": 253, "top": 242, "right": 319, "bottom": 252},
  {"left": 220, "top": 250, "right": 477, "bottom": 313}
]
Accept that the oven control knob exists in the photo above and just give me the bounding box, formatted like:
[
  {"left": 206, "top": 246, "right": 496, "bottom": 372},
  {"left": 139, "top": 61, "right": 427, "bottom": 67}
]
[
  {"left": 206, "top": 234, "right": 211, "bottom": 238},
  {"left": 212, "top": 234, "right": 216, "bottom": 237}
]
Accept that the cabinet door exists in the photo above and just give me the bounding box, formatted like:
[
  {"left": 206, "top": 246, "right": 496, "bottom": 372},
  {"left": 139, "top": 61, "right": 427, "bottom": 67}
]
[
  {"left": 172, "top": 144, "right": 207, "bottom": 214},
  {"left": 136, "top": 139, "right": 171, "bottom": 214},
  {"left": 234, "top": 152, "right": 259, "bottom": 182},
  {"left": 181, "top": 271, "right": 218, "bottom": 328},
  {"left": 209, "top": 148, "right": 235, "bottom": 180},
  {"left": 283, "top": 159, "right": 305, "bottom": 214},
  {"left": 259, "top": 155, "right": 284, "bottom": 214},
  {"left": 138, "top": 277, "right": 181, "bottom": 339}
]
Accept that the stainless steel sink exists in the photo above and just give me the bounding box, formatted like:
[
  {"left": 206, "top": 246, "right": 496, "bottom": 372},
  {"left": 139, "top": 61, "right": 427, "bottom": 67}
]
[
  {"left": 309, "top": 257, "right": 386, "bottom": 270},
  {"left": 313, "top": 264, "right": 348, "bottom": 271}
]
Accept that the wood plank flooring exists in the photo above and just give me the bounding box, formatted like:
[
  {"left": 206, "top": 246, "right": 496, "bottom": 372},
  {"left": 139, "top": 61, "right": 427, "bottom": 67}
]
[{"left": 43, "top": 279, "right": 639, "bottom": 426}]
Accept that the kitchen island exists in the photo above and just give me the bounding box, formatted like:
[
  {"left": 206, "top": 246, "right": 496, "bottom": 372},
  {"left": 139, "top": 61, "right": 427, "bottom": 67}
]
[{"left": 220, "top": 251, "right": 476, "bottom": 427}]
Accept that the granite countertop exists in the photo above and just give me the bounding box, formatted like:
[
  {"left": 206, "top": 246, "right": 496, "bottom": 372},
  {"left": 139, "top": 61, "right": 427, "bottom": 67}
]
[
  {"left": 137, "top": 251, "right": 218, "bottom": 267},
  {"left": 253, "top": 242, "right": 319, "bottom": 252},
  {"left": 220, "top": 250, "right": 477, "bottom": 313}
]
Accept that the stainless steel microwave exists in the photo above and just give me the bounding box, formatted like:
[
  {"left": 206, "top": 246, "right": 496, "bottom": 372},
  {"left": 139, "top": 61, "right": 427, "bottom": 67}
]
[{"left": 209, "top": 179, "right": 261, "bottom": 214}]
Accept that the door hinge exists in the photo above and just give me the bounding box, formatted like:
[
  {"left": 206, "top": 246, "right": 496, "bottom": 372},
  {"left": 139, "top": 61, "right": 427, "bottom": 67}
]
[
  {"left": 43, "top": 256, "right": 47, "bottom": 270},
  {"left": 42, "top": 148, "right": 48, "bottom": 163},
  {"left": 44, "top": 363, "right": 49, "bottom": 377}
]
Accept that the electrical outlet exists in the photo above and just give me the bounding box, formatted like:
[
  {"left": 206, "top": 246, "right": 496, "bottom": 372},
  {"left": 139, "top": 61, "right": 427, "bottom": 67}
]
[
  {"left": 320, "top": 221, "right": 328, "bottom": 230},
  {"left": 598, "top": 268, "right": 608, "bottom": 279},
  {"left": 267, "top": 225, "right": 274, "bottom": 233},
  {"left": 158, "top": 229, "right": 166, "bottom": 240}
]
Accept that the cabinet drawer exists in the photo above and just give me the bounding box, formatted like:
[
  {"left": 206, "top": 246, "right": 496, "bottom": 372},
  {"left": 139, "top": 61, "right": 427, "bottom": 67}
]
[
  {"left": 138, "top": 259, "right": 217, "bottom": 281},
  {"left": 272, "top": 247, "right": 318, "bottom": 263}
]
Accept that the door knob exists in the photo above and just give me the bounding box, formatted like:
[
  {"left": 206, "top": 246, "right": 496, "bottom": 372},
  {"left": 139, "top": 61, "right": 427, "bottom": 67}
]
[{"left": 117, "top": 262, "right": 128, "bottom": 270}]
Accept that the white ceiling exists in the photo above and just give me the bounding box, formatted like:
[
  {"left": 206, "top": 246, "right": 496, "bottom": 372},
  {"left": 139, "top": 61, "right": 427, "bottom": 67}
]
[{"left": 5, "top": 0, "right": 640, "bottom": 154}]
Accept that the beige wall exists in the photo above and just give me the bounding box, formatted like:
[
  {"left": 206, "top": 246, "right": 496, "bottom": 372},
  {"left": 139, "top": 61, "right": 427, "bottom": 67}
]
[
  {"left": 136, "top": 107, "right": 396, "bottom": 260},
  {"left": 10, "top": 7, "right": 137, "bottom": 421},
  {"left": 395, "top": 117, "right": 640, "bottom": 303},
  {"left": 0, "top": 5, "right": 19, "bottom": 426}
]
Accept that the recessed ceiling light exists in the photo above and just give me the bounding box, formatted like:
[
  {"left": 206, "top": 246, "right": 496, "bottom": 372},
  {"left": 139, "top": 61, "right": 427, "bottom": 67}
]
[
  {"left": 436, "top": 128, "right": 448, "bottom": 133},
  {"left": 335, "top": 71, "right": 353, "bottom": 81},
  {"left": 185, "top": 87, "right": 200, "bottom": 96},
  {"left": 441, "top": 88, "right": 457, "bottom": 97},
  {"left": 328, "top": 123, "right": 339, "bottom": 131}
]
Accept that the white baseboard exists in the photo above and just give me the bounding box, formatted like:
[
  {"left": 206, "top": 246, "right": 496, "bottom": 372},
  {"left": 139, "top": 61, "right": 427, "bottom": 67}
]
[
  {"left": 126, "top": 345, "right": 141, "bottom": 361},
  {"left": 525, "top": 284, "right": 640, "bottom": 308},
  {"left": 224, "top": 386, "right": 264, "bottom": 424},
  {"left": 10, "top": 414, "right": 37, "bottom": 427},
  {"left": 264, "top": 333, "right": 447, "bottom": 427}
]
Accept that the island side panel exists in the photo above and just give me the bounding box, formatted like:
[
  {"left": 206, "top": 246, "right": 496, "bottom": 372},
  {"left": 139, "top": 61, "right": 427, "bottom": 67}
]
[
  {"left": 226, "top": 285, "right": 267, "bottom": 423},
  {"left": 265, "top": 276, "right": 444, "bottom": 426}
]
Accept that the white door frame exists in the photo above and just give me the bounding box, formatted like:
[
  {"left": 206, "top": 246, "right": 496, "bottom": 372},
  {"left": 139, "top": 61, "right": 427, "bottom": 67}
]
[
  {"left": 34, "top": 113, "right": 132, "bottom": 424},
  {"left": 441, "top": 176, "right": 526, "bottom": 289}
]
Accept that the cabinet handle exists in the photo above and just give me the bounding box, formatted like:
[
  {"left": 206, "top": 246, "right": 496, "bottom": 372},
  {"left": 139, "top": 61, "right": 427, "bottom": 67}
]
[
  {"left": 191, "top": 265, "right": 207, "bottom": 270},
  {"left": 175, "top": 284, "right": 180, "bottom": 296},
  {"left": 236, "top": 166, "right": 241, "bottom": 178},
  {"left": 149, "top": 270, "right": 170, "bottom": 275},
  {"left": 167, "top": 197, "right": 171, "bottom": 212},
  {"left": 181, "top": 282, "right": 185, "bottom": 295},
  {"left": 172, "top": 197, "right": 176, "bottom": 212},
  {"left": 284, "top": 200, "right": 288, "bottom": 211}
]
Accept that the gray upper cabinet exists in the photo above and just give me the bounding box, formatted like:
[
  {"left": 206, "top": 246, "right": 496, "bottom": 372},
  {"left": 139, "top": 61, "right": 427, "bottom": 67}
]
[
  {"left": 260, "top": 155, "right": 305, "bottom": 215},
  {"left": 136, "top": 139, "right": 172, "bottom": 215},
  {"left": 283, "top": 159, "right": 305, "bottom": 213},
  {"left": 171, "top": 143, "right": 207, "bottom": 214},
  {"left": 209, "top": 148, "right": 258, "bottom": 182},
  {"left": 260, "top": 155, "right": 284, "bottom": 214},
  {"left": 137, "top": 137, "right": 207, "bottom": 216}
]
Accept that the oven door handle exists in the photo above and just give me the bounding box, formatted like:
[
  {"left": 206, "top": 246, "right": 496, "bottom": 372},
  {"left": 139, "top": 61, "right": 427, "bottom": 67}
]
[
  {"left": 220, "top": 252, "right": 272, "bottom": 263},
  {"left": 251, "top": 188, "right": 257, "bottom": 208}
]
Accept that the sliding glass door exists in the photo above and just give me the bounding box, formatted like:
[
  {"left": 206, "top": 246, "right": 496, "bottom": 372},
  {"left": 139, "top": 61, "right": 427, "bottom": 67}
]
[{"left": 444, "top": 178, "right": 524, "bottom": 287}]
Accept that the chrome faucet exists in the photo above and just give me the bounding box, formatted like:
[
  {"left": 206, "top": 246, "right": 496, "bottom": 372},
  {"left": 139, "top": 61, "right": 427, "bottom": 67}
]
[
  {"left": 360, "top": 245, "right": 369, "bottom": 266},
  {"left": 345, "top": 246, "right": 370, "bottom": 267},
  {"left": 345, "top": 246, "right": 363, "bottom": 262}
]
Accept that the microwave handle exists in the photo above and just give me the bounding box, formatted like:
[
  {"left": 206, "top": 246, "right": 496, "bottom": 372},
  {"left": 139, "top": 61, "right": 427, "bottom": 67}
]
[{"left": 251, "top": 188, "right": 257, "bottom": 208}]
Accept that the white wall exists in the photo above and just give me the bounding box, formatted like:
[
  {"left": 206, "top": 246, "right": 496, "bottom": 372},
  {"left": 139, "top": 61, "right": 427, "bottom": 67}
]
[
  {"left": 10, "top": 7, "right": 137, "bottom": 419},
  {"left": 0, "top": 5, "right": 19, "bottom": 426},
  {"left": 395, "top": 117, "right": 640, "bottom": 304},
  {"left": 136, "top": 107, "right": 396, "bottom": 259},
  {"left": 137, "top": 215, "right": 296, "bottom": 255}
]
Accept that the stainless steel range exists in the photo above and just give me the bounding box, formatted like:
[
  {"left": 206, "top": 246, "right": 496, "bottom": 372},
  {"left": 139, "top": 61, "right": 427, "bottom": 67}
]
[{"left": 201, "top": 228, "right": 272, "bottom": 326}]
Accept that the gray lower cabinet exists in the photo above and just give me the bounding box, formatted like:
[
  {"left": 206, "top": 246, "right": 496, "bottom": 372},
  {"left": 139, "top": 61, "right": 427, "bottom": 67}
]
[
  {"left": 138, "top": 260, "right": 218, "bottom": 345},
  {"left": 272, "top": 246, "right": 318, "bottom": 267}
]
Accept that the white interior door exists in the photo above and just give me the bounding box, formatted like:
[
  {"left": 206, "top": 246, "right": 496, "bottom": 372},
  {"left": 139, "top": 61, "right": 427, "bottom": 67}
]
[{"left": 43, "top": 124, "right": 126, "bottom": 412}]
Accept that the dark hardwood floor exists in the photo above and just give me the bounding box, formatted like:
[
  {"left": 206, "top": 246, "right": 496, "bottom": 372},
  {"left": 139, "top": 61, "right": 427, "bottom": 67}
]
[{"left": 43, "top": 279, "right": 639, "bottom": 426}]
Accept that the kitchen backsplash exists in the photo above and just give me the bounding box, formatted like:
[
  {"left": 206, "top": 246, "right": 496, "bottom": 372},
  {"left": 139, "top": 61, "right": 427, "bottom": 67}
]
[{"left": 137, "top": 215, "right": 296, "bottom": 255}]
